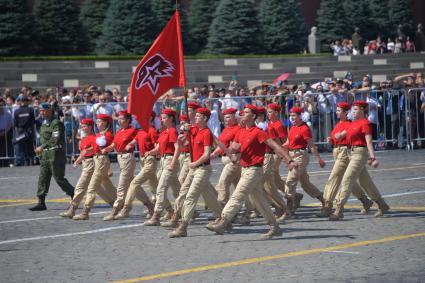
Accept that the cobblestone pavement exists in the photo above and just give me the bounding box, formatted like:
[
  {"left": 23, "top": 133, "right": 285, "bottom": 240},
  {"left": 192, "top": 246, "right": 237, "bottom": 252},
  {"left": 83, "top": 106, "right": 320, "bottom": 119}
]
[{"left": 0, "top": 149, "right": 424, "bottom": 283}]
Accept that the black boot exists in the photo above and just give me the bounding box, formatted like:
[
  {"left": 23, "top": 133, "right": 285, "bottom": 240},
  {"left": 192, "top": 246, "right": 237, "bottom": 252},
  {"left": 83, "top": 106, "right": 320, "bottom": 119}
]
[{"left": 29, "top": 196, "right": 47, "bottom": 211}]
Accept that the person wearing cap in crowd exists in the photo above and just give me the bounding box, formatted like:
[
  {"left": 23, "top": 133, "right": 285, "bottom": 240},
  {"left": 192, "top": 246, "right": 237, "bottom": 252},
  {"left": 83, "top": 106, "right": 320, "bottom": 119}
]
[
  {"left": 113, "top": 112, "right": 158, "bottom": 220},
  {"left": 169, "top": 108, "right": 225, "bottom": 237},
  {"left": 13, "top": 95, "right": 36, "bottom": 166},
  {"left": 73, "top": 114, "right": 117, "bottom": 220},
  {"left": 144, "top": 108, "right": 179, "bottom": 226},
  {"left": 207, "top": 104, "right": 296, "bottom": 240},
  {"left": 59, "top": 118, "right": 116, "bottom": 218},
  {"left": 29, "top": 103, "right": 75, "bottom": 211},
  {"left": 100, "top": 110, "right": 138, "bottom": 221},
  {"left": 262, "top": 103, "right": 288, "bottom": 221},
  {"left": 317, "top": 102, "right": 374, "bottom": 218},
  {"left": 0, "top": 97, "right": 14, "bottom": 167},
  {"left": 329, "top": 101, "right": 390, "bottom": 220},
  {"left": 282, "top": 106, "right": 326, "bottom": 219},
  {"left": 210, "top": 107, "right": 241, "bottom": 207}
]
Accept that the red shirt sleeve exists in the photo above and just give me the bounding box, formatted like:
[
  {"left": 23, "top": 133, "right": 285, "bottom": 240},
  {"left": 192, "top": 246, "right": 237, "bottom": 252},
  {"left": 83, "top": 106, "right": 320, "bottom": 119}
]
[
  {"left": 105, "top": 131, "right": 114, "bottom": 146},
  {"left": 203, "top": 130, "right": 214, "bottom": 147},
  {"left": 257, "top": 129, "right": 269, "bottom": 144},
  {"left": 168, "top": 128, "right": 178, "bottom": 143},
  {"left": 302, "top": 125, "right": 312, "bottom": 140},
  {"left": 149, "top": 128, "right": 158, "bottom": 143},
  {"left": 275, "top": 123, "right": 287, "bottom": 140},
  {"left": 361, "top": 121, "right": 373, "bottom": 135}
]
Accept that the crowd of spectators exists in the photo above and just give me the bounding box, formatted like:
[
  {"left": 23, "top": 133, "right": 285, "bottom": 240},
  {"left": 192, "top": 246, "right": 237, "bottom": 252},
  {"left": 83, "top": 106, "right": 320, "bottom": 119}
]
[
  {"left": 1, "top": 71, "right": 425, "bottom": 167},
  {"left": 330, "top": 36, "right": 417, "bottom": 56}
]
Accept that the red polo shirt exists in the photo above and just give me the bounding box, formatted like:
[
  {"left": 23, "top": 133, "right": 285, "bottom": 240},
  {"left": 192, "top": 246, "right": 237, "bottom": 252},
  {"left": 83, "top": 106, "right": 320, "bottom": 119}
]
[
  {"left": 288, "top": 123, "right": 311, "bottom": 150},
  {"left": 347, "top": 118, "right": 372, "bottom": 147},
  {"left": 80, "top": 135, "right": 96, "bottom": 157},
  {"left": 93, "top": 131, "right": 114, "bottom": 154},
  {"left": 136, "top": 127, "right": 158, "bottom": 155},
  {"left": 234, "top": 126, "right": 269, "bottom": 167},
  {"left": 114, "top": 127, "right": 137, "bottom": 153},
  {"left": 158, "top": 127, "right": 178, "bottom": 155},
  {"left": 217, "top": 124, "right": 240, "bottom": 155},
  {"left": 330, "top": 120, "right": 351, "bottom": 146},
  {"left": 266, "top": 120, "right": 287, "bottom": 153},
  {"left": 191, "top": 127, "right": 213, "bottom": 163},
  {"left": 180, "top": 125, "right": 198, "bottom": 153}
]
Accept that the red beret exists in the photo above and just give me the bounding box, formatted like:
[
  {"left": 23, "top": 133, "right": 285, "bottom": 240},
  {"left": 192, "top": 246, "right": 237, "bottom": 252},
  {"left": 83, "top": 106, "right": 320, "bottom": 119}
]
[
  {"left": 188, "top": 102, "right": 201, "bottom": 109},
  {"left": 289, "top": 106, "right": 304, "bottom": 114},
  {"left": 222, "top": 108, "right": 237, "bottom": 115},
  {"left": 96, "top": 114, "right": 112, "bottom": 123},
  {"left": 239, "top": 110, "right": 245, "bottom": 116},
  {"left": 118, "top": 110, "right": 131, "bottom": 117},
  {"left": 180, "top": 114, "right": 189, "bottom": 122},
  {"left": 267, "top": 103, "right": 281, "bottom": 112},
  {"left": 151, "top": 111, "right": 156, "bottom": 119},
  {"left": 161, "top": 108, "right": 177, "bottom": 116},
  {"left": 81, "top": 118, "right": 94, "bottom": 125},
  {"left": 244, "top": 104, "right": 258, "bottom": 114},
  {"left": 256, "top": 106, "right": 266, "bottom": 114},
  {"left": 336, "top": 102, "right": 351, "bottom": 111},
  {"left": 196, "top": 107, "right": 211, "bottom": 118},
  {"left": 353, "top": 100, "right": 369, "bottom": 108}
]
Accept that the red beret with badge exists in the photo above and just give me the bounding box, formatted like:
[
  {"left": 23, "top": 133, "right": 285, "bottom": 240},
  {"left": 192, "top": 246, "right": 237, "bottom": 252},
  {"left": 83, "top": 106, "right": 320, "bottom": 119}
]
[
  {"left": 196, "top": 107, "right": 211, "bottom": 118},
  {"left": 267, "top": 103, "right": 281, "bottom": 112},
  {"left": 289, "top": 106, "right": 304, "bottom": 114},
  {"left": 96, "top": 114, "right": 112, "bottom": 123}
]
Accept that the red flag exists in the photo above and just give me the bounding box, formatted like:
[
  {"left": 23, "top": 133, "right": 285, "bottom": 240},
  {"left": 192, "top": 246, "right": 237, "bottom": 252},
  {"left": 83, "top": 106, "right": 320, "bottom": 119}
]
[{"left": 128, "top": 10, "right": 186, "bottom": 130}]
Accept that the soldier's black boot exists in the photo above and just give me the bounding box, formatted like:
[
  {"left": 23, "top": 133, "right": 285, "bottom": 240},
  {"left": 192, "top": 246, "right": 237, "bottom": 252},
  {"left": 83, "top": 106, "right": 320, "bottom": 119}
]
[{"left": 29, "top": 196, "right": 47, "bottom": 211}]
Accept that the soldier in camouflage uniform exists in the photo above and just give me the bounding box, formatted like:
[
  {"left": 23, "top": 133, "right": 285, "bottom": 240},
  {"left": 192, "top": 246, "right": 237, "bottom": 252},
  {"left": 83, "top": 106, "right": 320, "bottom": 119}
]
[{"left": 29, "top": 103, "right": 74, "bottom": 211}]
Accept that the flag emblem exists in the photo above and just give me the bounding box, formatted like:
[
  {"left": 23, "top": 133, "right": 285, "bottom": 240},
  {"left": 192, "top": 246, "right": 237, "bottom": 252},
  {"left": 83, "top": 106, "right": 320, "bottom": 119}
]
[{"left": 135, "top": 53, "right": 175, "bottom": 95}]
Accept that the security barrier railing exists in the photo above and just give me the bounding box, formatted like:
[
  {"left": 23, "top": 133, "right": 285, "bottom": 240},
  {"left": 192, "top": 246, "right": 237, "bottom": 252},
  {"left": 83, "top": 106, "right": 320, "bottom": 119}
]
[{"left": 1, "top": 88, "right": 424, "bottom": 165}]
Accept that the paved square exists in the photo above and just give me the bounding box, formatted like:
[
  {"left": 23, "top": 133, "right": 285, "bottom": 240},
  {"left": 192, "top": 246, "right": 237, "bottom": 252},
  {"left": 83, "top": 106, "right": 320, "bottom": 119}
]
[{"left": 1, "top": 149, "right": 424, "bottom": 282}]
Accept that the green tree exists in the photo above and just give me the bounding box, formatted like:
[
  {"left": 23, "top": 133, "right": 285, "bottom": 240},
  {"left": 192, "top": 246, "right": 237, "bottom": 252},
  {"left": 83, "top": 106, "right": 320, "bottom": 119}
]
[
  {"left": 259, "top": 0, "right": 308, "bottom": 54},
  {"left": 0, "top": 0, "right": 35, "bottom": 55},
  {"left": 80, "top": 0, "right": 110, "bottom": 52},
  {"left": 388, "top": 0, "right": 416, "bottom": 37},
  {"left": 368, "top": 0, "right": 391, "bottom": 39},
  {"left": 316, "top": 0, "right": 348, "bottom": 46},
  {"left": 96, "top": 0, "right": 157, "bottom": 55},
  {"left": 206, "top": 0, "right": 261, "bottom": 54},
  {"left": 343, "top": 0, "right": 374, "bottom": 40},
  {"left": 188, "top": 0, "right": 219, "bottom": 54},
  {"left": 153, "top": 0, "right": 192, "bottom": 53},
  {"left": 34, "top": 0, "right": 87, "bottom": 55}
]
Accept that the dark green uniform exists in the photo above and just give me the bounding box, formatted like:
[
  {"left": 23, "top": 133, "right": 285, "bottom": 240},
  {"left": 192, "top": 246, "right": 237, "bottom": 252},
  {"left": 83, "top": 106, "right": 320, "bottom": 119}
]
[{"left": 37, "top": 117, "right": 74, "bottom": 198}]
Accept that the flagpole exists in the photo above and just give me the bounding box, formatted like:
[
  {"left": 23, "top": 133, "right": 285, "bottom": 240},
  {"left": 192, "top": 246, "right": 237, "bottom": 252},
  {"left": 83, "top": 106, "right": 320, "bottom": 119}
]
[{"left": 175, "top": 1, "right": 193, "bottom": 163}]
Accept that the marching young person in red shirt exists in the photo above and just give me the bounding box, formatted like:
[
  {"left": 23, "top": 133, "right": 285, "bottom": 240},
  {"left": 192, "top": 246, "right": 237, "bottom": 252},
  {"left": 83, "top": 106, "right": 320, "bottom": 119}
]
[
  {"left": 283, "top": 106, "right": 326, "bottom": 219},
  {"left": 207, "top": 105, "right": 296, "bottom": 240},
  {"left": 73, "top": 114, "right": 117, "bottom": 220},
  {"left": 210, "top": 107, "right": 241, "bottom": 207},
  {"left": 169, "top": 107, "right": 224, "bottom": 237},
  {"left": 59, "top": 118, "right": 115, "bottom": 218},
  {"left": 318, "top": 102, "right": 374, "bottom": 217},
  {"left": 114, "top": 111, "right": 158, "bottom": 220},
  {"left": 330, "top": 101, "right": 390, "bottom": 220},
  {"left": 144, "top": 108, "right": 180, "bottom": 226},
  {"left": 101, "top": 110, "right": 137, "bottom": 220}
]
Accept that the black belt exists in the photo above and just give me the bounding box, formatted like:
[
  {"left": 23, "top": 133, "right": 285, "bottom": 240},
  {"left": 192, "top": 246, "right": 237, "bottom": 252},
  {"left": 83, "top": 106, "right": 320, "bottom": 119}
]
[
  {"left": 333, "top": 145, "right": 349, "bottom": 148},
  {"left": 84, "top": 156, "right": 94, "bottom": 159},
  {"left": 195, "top": 162, "right": 210, "bottom": 168},
  {"left": 162, "top": 154, "right": 174, "bottom": 158},
  {"left": 44, "top": 145, "right": 63, "bottom": 151},
  {"left": 351, "top": 145, "right": 366, "bottom": 149},
  {"left": 289, "top": 148, "right": 306, "bottom": 151},
  {"left": 242, "top": 164, "right": 262, "bottom": 168}
]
